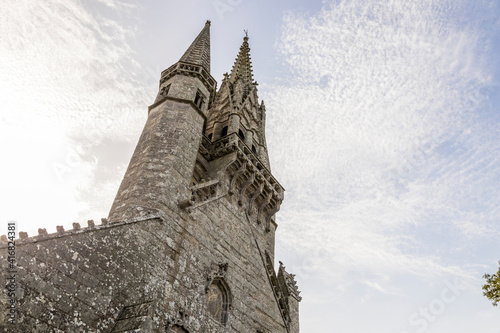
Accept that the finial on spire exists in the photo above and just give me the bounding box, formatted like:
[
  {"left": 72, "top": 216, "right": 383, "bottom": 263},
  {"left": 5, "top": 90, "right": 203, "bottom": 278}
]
[
  {"left": 206, "top": 20, "right": 211, "bottom": 26},
  {"left": 228, "top": 31, "right": 254, "bottom": 103},
  {"left": 229, "top": 33, "right": 253, "bottom": 82}
]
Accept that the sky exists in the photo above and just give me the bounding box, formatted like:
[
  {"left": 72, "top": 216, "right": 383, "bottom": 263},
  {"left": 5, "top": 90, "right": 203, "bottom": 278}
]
[{"left": 1, "top": 0, "right": 499, "bottom": 332}]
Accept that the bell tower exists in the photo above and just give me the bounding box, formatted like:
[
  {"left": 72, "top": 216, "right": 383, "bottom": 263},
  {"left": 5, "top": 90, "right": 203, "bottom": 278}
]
[
  {"left": 184, "top": 34, "right": 284, "bottom": 257},
  {"left": 180, "top": 33, "right": 301, "bottom": 331},
  {"left": 107, "top": 22, "right": 301, "bottom": 332},
  {"left": 108, "top": 21, "right": 217, "bottom": 222},
  {"left": 0, "top": 21, "right": 301, "bottom": 333}
]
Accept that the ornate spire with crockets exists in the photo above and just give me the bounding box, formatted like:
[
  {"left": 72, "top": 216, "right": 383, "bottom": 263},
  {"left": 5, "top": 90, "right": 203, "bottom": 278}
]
[
  {"left": 229, "top": 34, "right": 254, "bottom": 101},
  {"left": 179, "top": 20, "right": 211, "bottom": 72}
]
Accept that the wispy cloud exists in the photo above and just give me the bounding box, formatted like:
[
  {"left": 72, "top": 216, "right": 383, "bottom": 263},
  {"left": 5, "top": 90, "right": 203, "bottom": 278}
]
[
  {"left": 265, "top": 0, "right": 499, "bottom": 298},
  {"left": 0, "top": 0, "right": 152, "bottom": 233}
]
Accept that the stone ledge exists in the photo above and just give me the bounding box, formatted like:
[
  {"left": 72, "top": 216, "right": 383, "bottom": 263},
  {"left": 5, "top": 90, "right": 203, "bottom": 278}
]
[{"left": 147, "top": 95, "right": 207, "bottom": 122}]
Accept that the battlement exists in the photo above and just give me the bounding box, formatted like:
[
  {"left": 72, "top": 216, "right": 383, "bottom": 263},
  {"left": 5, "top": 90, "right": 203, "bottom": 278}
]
[{"left": 0, "top": 211, "right": 162, "bottom": 249}]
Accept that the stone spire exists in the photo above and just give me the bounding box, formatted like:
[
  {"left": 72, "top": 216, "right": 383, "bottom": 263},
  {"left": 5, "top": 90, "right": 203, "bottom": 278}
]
[
  {"left": 229, "top": 34, "right": 255, "bottom": 102},
  {"left": 152, "top": 20, "right": 216, "bottom": 108},
  {"left": 109, "top": 21, "right": 216, "bottom": 222},
  {"left": 179, "top": 20, "right": 211, "bottom": 72},
  {"left": 204, "top": 32, "right": 271, "bottom": 169}
]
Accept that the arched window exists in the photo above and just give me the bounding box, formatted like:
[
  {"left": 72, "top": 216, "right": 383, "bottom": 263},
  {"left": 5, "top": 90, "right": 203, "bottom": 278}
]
[
  {"left": 238, "top": 129, "right": 245, "bottom": 140},
  {"left": 221, "top": 126, "right": 228, "bottom": 137},
  {"left": 206, "top": 278, "right": 231, "bottom": 325},
  {"left": 252, "top": 145, "right": 257, "bottom": 154}
]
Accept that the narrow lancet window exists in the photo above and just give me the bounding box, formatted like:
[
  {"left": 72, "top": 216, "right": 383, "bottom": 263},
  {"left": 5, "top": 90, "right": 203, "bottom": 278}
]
[
  {"left": 206, "top": 279, "right": 231, "bottom": 325},
  {"left": 194, "top": 90, "right": 204, "bottom": 109},
  {"left": 221, "top": 126, "right": 228, "bottom": 137},
  {"left": 160, "top": 84, "right": 171, "bottom": 97}
]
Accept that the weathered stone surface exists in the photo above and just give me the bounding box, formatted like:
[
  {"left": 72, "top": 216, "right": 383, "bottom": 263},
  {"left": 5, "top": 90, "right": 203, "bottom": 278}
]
[{"left": 0, "top": 22, "right": 300, "bottom": 333}]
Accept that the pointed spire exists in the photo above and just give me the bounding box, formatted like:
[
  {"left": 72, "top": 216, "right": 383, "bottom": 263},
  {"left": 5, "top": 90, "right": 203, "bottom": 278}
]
[
  {"left": 229, "top": 33, "right": 254, "bottom": 94},
  {"left": 179, "top": 20, "right": 211, "bottom": 72}
]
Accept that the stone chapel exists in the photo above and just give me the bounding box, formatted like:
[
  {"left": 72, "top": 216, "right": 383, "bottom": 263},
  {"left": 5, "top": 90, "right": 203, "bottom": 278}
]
[{"left": 0, "top": 21, "right": 301, "bottom": 332}]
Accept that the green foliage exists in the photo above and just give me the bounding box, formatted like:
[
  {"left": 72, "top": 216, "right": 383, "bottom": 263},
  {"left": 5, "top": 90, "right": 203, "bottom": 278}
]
[{"left": 483, "top": 261, "right": 500, "bottom": 307}]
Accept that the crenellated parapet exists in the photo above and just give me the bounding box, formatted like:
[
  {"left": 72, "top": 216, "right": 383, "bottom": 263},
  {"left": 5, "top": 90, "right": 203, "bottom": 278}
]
[
  {"left": 0, "top": 212, "right": 161, "bottom": 248},
  {"left": 182, "top": 132, "right": 284, "bottom": 232}
]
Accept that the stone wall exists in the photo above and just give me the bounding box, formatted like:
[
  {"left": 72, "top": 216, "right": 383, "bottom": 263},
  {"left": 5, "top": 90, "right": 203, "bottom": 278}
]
[
  {"left": 108, "top": 97, "right": 206, "bottom": 223},
  {"left": 1, "top": 191, "right": 289, "bottom": 332},
  {"left": 0, "top": 24, "right": 300, "bottom": 332}
]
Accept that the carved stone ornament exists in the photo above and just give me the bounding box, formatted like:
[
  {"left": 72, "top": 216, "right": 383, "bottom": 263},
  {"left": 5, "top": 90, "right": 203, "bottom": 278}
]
[
  {"left": 279, "top": 262, "right": 302, "bottom": 302},
  {"left": 205, "top": 262, "right": 229, "bottom": 293}
]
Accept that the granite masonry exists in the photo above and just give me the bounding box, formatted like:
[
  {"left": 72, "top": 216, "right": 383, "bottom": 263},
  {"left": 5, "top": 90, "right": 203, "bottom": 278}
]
[{"left": 0, "top": 21, "right": 301, "bottom": 332}]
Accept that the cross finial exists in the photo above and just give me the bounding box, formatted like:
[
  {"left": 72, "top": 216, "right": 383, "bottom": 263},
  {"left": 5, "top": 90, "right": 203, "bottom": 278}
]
[{"left": 244, "top": 29, "right": 248, "bottom": 38}]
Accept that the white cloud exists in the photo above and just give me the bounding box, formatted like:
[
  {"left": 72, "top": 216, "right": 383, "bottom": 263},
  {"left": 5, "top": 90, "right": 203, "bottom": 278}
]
[
  {"left": 0, "top": 0, "right": 498, "bottom": 331},
  {"left": 266, "top": 0, "right": 499, "bottom": 301},
  {"left": 0, "top": 0, "right": 151, "bottom": 234}
]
